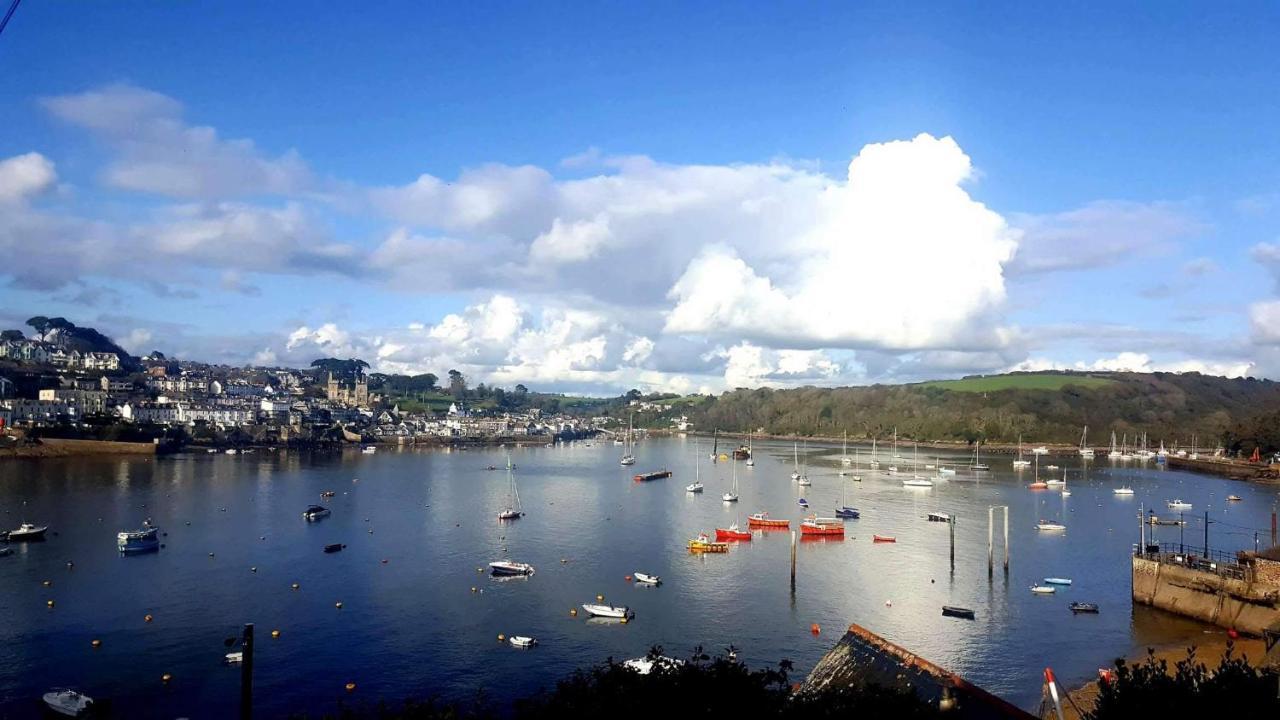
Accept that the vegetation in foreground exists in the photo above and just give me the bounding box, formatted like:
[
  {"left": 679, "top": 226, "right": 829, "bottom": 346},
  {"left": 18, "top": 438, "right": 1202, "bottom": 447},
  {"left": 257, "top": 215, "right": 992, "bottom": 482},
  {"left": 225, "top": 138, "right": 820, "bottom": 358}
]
[
  {"left": 1087, "top": 644, "right": 1280, "bottom": 720},
  {"left": 303, "top": 648, "right": 938, "bottom": 719}
]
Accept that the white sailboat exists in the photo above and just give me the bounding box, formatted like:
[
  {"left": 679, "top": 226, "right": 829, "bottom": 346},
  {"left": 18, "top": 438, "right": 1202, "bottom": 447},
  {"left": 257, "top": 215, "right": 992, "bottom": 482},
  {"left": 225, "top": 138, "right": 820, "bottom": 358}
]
[
  {"left": 1078, "top": 426, "right": 1094, "bottom": 458},
  {"left": 970, "top": 442, "right": 989, "bottom": 471},
  {"left": 868, "top": 437, "right": 880, "bottom": 468},
  {"left": 745, "top": 432, "right": 755, "bottom": 466},
  {"left": 619, "top": 413, "right": 636, "bottom": 466},
  {"left": 1108, "top": 431, "right": 1121, "bottom": 459},
  {"left": 498, "top": 454, "right": 524, "bottom": 520},
  {"left": 1061, "top": 470, "right": 1072, "bottom": 496},
  {"left": 687, "top": 444, "right": 704, "bottom": 492},
  {"left": 1013, "top": 435, "right": 1031, "bottom": 469},
  {"left": 892, "top": 428, "right": 902, "bottom": 459},
  {"left": 790, "top": 442, "right": 801, "bottom": 481},
  {"left": 840, "top": 430, "right": 852, "bottom": 466},
  {"left": 723, "top": 459, "right": 739, "bottom": 502},
  {"left": 797, "top": 440, "right": 811, "bottom": 486}
]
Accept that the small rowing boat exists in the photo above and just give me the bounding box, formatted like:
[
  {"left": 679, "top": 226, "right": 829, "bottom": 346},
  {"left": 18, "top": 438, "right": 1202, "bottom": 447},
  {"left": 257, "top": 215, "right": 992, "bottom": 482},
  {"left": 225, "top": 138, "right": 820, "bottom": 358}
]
[
  {"left": 872, "top": 535, "right": 896, "bottom": 543},
  {"left": 1069, "top": 602, "right": 1100, "bottom": 614},
  {"left": 942, "top": 606, "right": 975, "bottom": 620},
  {"left": 1043, "top": 577, "right": 1072, "bottom": 585},
  {"left": 509, "top": 635, "right": 538, "bottom": 647},
  {"left": 489, "top": 561, "right": 535, "bottom": 576},
  {"left": 633, "top": 572, "right": 661, "bottom": 585},
  {"left": 1030, "top": 585, "right": 1056, "bottom": 594}
]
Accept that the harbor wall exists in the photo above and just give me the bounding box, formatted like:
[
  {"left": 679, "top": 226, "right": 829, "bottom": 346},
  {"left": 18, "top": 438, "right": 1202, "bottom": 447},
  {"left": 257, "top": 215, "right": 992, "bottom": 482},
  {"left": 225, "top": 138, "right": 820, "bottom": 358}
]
[
  {"left": 0, "top": 437, "right": 158, "bottom": 459},
  {"left": 1132, "top": 556, "right": 1280, "bottom": 636}
]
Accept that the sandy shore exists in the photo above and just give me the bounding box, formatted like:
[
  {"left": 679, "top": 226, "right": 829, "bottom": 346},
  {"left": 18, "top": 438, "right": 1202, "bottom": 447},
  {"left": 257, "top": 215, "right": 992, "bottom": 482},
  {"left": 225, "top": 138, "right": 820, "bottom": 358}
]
[{"left": 1063, "top": 633, "right": 1268, "bottom": 719}]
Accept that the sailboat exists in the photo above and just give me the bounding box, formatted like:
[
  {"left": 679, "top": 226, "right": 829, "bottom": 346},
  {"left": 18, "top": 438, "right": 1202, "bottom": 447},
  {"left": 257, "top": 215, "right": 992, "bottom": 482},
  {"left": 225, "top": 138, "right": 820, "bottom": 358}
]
[
  {"left": 1060, "top": 469, "right": 1072, "bottom": 496},
  {"left": 1027, "top": 454, "right": 1048, "bottom": 490},
  {"left": 1078, "top": 426, "right": 1094, "bottom": 458},
  {"left": 790, "top": 443, "right": 801, "bottom": 481},
  {"left": 498, "top": 455, "right": 524, "bottom": 520},
  {"left": 687, "top": 444, "right": 704, "bottom": 493},
  {"left": 745, "top": 432, "right": 755, "bottom": 466},
  {"left": 868, "top": 437, "right": 880, "bottom": 468},
  {"left": 1013, "top": 435, "right": 1031, "bottom": 469},
  {"left": 619, "top": 413, "right": 636, "bottom": 466},
  {"left": 970, "top": 442, "right": 989, "bottom": 471},
  {"left": 892, "top": 428, "right": 902, "bottom": 459},
  {"left": 1108, "top": 431, "right": 1121, "bottom": 459},
  {"left": 722, "top": 459, "right": 739, "bottom": 502},
  {"left": 710, "top": 429, "right": 720, "bottom": 461},
  {"left": 835, "top": 472, "right": 859, "bottom": 518},
  {"left": 937, "top": 454, "right": 956, "bottom": 475},
  {"left": 840, "top": 430, "right": 852, "bottom": 466},
  {"left": 797, "top": 441, "right": 811, "bottom": 486}
]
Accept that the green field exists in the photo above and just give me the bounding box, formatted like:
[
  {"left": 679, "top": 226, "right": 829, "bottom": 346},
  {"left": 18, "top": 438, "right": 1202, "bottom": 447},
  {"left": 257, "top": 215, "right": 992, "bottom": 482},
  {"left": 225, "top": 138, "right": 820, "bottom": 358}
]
[{"left": 918, "top": 373, "right": 1117, "bottom": 393}]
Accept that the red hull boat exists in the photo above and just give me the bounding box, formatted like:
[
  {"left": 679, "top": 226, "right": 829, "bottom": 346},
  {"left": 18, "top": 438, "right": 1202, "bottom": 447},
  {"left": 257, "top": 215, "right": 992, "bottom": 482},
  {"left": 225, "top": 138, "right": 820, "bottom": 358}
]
[
  {"left": 872, "top": 535, "right": 896, "bottom": 543},
  {"left": 800, "top": 517, "right": 844, "bottom": 536},
  {"left": 747, "top": 512, "right": 790, "bottom": 529},
  {"left": 1027, "top": 482, "right": 1049, "bottom": 490},
  {"left": 715, "top": 526, "right": 752, "bottom": 541}
]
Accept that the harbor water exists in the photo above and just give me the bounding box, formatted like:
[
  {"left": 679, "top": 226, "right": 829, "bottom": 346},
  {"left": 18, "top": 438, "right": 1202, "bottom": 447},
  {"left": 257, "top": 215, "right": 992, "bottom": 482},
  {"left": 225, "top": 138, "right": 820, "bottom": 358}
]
[{"left": 2, "top": 437, "right": 1278, "bottom": 717}]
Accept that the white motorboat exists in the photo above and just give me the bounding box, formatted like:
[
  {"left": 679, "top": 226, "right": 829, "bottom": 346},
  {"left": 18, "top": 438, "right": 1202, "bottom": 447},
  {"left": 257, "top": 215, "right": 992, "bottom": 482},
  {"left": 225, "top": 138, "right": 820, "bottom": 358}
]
[
  {"left": 42, "top": 689, "right": 94, "bottom": 717},
  {"left": 1032, "top": 446, "right": 1049, "bottom": 455},
  {"left": 225, "top": 650, "right": 244, "bottom": 664},
  {"left": 686, "top": 482, "right": 704, "bottom": 493},
  {"left": 225, "top": 448, "right": 237, "bottom": 455},
  {"left": 498, "top": 454, "right": 525, "bottom": 520},
  {"left": 581, "top": 603, "right": 632, "bottom": 619},
  {"left": 1043, "top": 577, "right": 1073, "bottom": 585},
  {"left": 7, "top": 522, "right": 48, "bottom": 540},
  {"left": 117, "top": 521, "right": 160, "bottom": 553},
  {"left": 508, "top": 635, "right": 537, "bottom": 648},
  {"left": 1113, "top": 486, "right": 1135, "bottom": 495},
  {"left": 1045, "top": 464, "right": 1060, "bottom": 471},
  {"left": 1167, "top": 499, "right": 1192, "bottom": 510},
  {"left": 938, "top": 466, "right": 956, "bottom": 476},
  {"left": 903, "top": 477, "right": 934, "bottom": 488},
  {"left": 362, "top": 445, "right": 377, "bottom": 454},
  {"left": 633, "top": 572, "right": 661, "bottom": 585},
  {"left": 1030, "top": 585, "right": 1057, "bottom": 594},
  {"left": 1036, "top": 522, "right": 1066, "bottom": 531},
  {"left": 796, "top": 476, "right": 810, "bottom": 487},
  {"left": 302, "top": 505, "right": 330, "bottom": 521},
  {"left": 489, "top": 561, "right": 535, "bottom": 576}
]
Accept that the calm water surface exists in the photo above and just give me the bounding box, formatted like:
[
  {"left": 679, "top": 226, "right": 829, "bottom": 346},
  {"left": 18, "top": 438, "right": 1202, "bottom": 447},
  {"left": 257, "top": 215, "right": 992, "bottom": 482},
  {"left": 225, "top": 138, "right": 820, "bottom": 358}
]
[{"left": 2, "top": 438, "right": 1279, "bottom": 718}]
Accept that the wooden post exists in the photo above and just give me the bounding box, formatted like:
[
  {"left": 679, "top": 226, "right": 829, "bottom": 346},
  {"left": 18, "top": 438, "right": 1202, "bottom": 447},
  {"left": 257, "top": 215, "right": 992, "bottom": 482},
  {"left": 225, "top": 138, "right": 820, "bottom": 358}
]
[
  {"left": 949, "top": 515, "right": 955, "bottom": 572},
  {"left": 790, "top": 530, "right": 797, "bottom": 595},
  {"left": 987, "top": 507, "right": 994, "bottom": 578},
  {"left": 1271, "top": 511, "right": 1276, "bottom": 548},
  {"left": 1203, "top": 511, "right": 1210, "bottom": 558},
  {"left": 240, "top": 623, "right": 253, "bottom": 720},
  {"left": 1002, "top": 506, "right": 1009, "bottom": 574}
]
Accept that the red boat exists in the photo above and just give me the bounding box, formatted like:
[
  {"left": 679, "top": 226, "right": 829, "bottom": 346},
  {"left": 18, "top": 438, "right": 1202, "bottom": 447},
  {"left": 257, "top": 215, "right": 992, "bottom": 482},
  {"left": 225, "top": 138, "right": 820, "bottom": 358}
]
[
  {"left": 715, "top": 524, "right": 752, "bottom": 541},
  {"left": 800, "top": 516, "right": 844, "bottom": 537},
  {"left": 872, "top": 535, "right": 896, "bottom": 543},
  {"left": 1027, "top": 482, "right": 1049, "bottom": 490},
  {"left": 747, "top": 512, "right": 790, "bottom": 529}
]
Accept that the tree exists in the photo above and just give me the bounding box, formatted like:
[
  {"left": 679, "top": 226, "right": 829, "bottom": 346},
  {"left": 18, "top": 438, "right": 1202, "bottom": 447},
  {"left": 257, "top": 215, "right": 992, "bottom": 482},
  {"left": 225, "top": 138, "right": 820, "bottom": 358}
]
[
  {"left": 448, "top": 369, "right": 467, "bottom": 399},
  {"left": 26, "top": 316, "right": 50, "bottom": 340},
  {"left": 0, "top": 329, "right": 23, "bottom": 341},
  {"left": 514, "top": 384, "right": 529, "bottom": 397}
]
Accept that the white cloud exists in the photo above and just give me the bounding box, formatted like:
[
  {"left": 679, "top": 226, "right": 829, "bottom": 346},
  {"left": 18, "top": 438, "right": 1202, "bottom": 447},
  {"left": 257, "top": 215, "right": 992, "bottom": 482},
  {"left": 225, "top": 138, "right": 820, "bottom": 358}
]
[
  {"left": 1008, "top": 201, "right": 1200, "bottom": 276},
  {"left": 528, "top": 214, "right": 612, "bottom": 264},
  {"left": 622, "top": 336, "right": 655, "bottom": 364},
  {"left": 286, "top": 323, "right": 354, "bottom": 354},
  {"left": 1011, "top": 352, "right": 1253, "bottom": 378},
  {"left": 0, "top": 152, "right": 57, "bottom": 203},
  {"left": 119, "top": 328, "right": 153, "bottom": 354},
  {"left": 41, "top": 84, "right": 311, "bottom": 199}
]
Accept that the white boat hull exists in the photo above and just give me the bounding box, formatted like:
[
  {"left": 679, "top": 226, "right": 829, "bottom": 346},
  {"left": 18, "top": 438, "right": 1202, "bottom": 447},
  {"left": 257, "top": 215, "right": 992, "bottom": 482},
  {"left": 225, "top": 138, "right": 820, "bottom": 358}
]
[{"left": 582, "top": 603, "right": 631, "bottom": 618}]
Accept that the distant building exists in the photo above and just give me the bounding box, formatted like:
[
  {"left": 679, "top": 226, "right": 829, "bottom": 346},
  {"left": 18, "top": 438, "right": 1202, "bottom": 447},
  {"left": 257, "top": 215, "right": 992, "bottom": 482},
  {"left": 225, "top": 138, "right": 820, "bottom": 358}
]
[{"left": 326, "top": 372, "right": 369, "bottom": 407}]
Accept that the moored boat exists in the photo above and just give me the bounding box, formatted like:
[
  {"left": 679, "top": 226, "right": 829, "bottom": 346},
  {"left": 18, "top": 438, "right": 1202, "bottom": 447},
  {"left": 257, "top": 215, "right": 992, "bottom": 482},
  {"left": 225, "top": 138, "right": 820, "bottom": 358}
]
[
  {"left": 7, "top": 522, "right": 48, "bottom": 540},
  {"left": 508, "top": 635, "right": 538, "bottom": 648},
  {"left": 834, "top": 506, "right": 860, "bottom": 519},
  {"left": 942, "top": 605, "right": 975, "bottom": 620},
  {"left": 581, "top": 603, "right": 632, "bottom": 619},
  {"left": 1167, "top": 499, "right": 1192, "bottom": 510},
  {"left": 633, "top": 469, "right": 672, "bottom": 482},
  {"left": 926, "top": 512, "right": 951, "bottom": 522},
  {"left": 800, "top": 516, "right": 844, "bottom": 536},
  {"left": 1227, "top": 495, "right": 1243, "bottom": 502},
  {"left": 686, "top": 482, "right": 704, "bottom": 493},
  {"left": 797, "top": 498, "right": 809, "bottom": 508},
  {"left": 872, "top": 534, "right": 896, "bottom": 543},
  {"left": 1036, "top": 521, "right": 1066, "bottom": 531},
  {"left": 1113, "top": 487, "right": 1135, "bottom": 495},
  {"left": 633, "top": 572, "right": 661, "bottom": 585},
  {"left": 688, "top": 533, "right": 729, "bottom": 553},
  {"left": 302, "top": 505, "right": 330, "bottom": 521},
  {"left": 489, "top": 560, "right": 535, "bottom": 576},
  {"left": 623, "top": 656, "right": 683, "bottom": 674},
  {"left": 323, "top": 543, "right": 346, "bottom": 554},
  {"left": 902, "top": 477, "right": 933, "bottom": 487},
  {"left": 715, "top": 525, "right": 752, "bottom": 541},
  {"left": 1030, "top": 585, "right": 1057, "bottom": 594},
  {"left": 1069, "top": 602, "right": 1100, "bottom": 614},
  {"left": 498, "top": 454, "right": 525, "bottom": 520},
  {"left": 42, "top": 689, "right": 94, "bottom": 717},
  {"left": 1028, "top": 482, "right": 1049, "bottom": 490},
  {"left": 117, "top": 521, "right": 160, "bottom": 553},
  {"left": 747, "top": 512, "right": 789, "bottom": 529},
  {"left": 1043, "top": 577, "right": 1072, "bottom": 585}
]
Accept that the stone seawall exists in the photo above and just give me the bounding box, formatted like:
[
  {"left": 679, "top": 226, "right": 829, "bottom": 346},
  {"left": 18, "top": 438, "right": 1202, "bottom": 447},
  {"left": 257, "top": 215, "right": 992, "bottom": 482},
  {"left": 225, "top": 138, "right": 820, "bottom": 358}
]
[
  {"left": 1132, "top": 556, "right": 1280, "bottom": 635},
  {"left": 0, "top": 437, "right": 158, "bottom": 459}
]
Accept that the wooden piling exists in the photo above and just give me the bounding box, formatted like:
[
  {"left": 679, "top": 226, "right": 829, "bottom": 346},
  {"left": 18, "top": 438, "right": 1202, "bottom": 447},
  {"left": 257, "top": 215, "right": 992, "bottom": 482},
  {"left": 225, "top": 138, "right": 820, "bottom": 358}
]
[
  {"left": 987, "top": 507, "right": 994, "bottom": 578},
  {"left": 790, "top": 530, "right": 797, "bottom": 595},
  {"left": 949, "top": 515, "right": 955, "bottom": 572},
  {"left": 240, "top": 623, "right": 253, "bottom": 719},
  {"left": 1002, "top": 506, "right": 1009, "bottom": 574}
]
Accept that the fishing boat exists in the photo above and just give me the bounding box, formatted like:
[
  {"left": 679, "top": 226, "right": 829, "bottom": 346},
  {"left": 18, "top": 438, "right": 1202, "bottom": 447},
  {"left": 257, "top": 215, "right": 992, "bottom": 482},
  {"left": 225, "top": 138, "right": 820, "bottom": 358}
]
[
  {"left": 1044, "top": 577, "right": 1072, "bottom": 585},
  {"left": 323, "top": 543, "right": 345, "bottom": 554},
  {"left": 902, "top": 477, "right": 933, "bottom": 487},
  {"left": 926, "top": 512, "right": 951, "bottom": 523},
  {"left": 1079, "top": 426, "right": 1094, "bottom": 458},
  {"left": 872, "top": 535, "right": 896, "bottom": 543},
  {"left": 634, "top": 572, "right": 661, "bottom": 584},
  {"left": 1036, "top": 521, "right": 1066, "bottom": 531},
  {"left": 1113, "top": 486, "right": 1135, "bottom": 495},
  {"left": 508, "top": 635, "right": 538, "bottom": 648},
  {"left": 633, "top": 469, "right": 672, "bottom": 482},
  {"left": 489, "top": 561, "right": 535, "bottom": 576},
  {"left": 302, "top": 505, "right": 330, "bottom": 521},
  {"left": 747, "top": 512, "right": 789, "bottom": 529},
  {"left": 7, "top": 522, "right": 48, "bottom": 540},
  {"left": 688, "top": 533, "right": 729, "bottom": 553},
  {"left": 225, "top": 651, "right": 244, "bottom": 664},
  {"left": 715, "top": 524, "right": 752, "bottom": 541},
  {"left": 42, "top": 689, "right": 94, "bottom": 717},
  {"left": 582, "top": 603, "right": 632, "bottom": 619},
  {"left": 1030, "top": 585, "right": 1057, "bottom": 594},
  {"left": 117, "top": 521, "right": 160, "bottom": 553},
  {"left": 797, "top": 498, "right": 809, "bottom": 508},
  {"left": 722, "top": 461, "right": 739, "bottom": 502},
  {"left": 1013, "top": 435, "right": 1031, "bottom": 469},
  {"left": 1167, "top": 499, "right": 1192, "bottom": 510},
  {"left": 800, "top": 515, "right": 844, "bottom": 536},
  {"left": 1069, "top": 602, "right": 1100, "bottom": 614},
  {"left": 620, "top": 413, "right": 636, "bottom": 465},
  {"left": 942, "top": 606, "right": 975, "bottom": 620},
  {"left": 498, "top": 455, "right": 525, "bottom": 520},
  {"left": 733, "top": 443, "right": 752, "bottom": 460},
  {"left": 1227, "top": 495, "right": 1243, "bottom": 502}
]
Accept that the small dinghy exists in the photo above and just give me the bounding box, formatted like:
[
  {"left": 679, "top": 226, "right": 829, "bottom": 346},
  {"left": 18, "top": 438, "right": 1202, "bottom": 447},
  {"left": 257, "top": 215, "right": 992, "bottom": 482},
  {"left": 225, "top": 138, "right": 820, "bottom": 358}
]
[
  {"left": 902, "top": 477, "right": 933, "bottom": 487},
  {"left": 1070, "top": 602, "right": 1100, "bottom": 614},
  {"left": 797, "top": 498, "right": 809, "bottom": 508},
  {"left": 508, "top": 635, "right": 537, "bottom": 648},
  {"left": 834, "top": 506, "right": 860, "bottom": 519},
  {"left": 1044, "top": 577, "right": 1072, "bottom": 585},
  {"left": 1113, "top": 487, "right": 1135, "bottom": 495},
  {"left": 926, "top": 512, "right": 951, "bottom": 522},
  {"left": 1167, "top": 499, "right": 1192, "bottom": 510},
  {"left": 320, "top": 490, "right": 336, "bottom": 498},
  {"left": 1036, "top": 522, "right": 1066, "bottom": 531},
  {"left": 42, "top": 688, "right": 94, "bottom": 717},
  {"left": 872, "top": 535, "right": 896, "bottom": 543},
  {"left": 685, "top": 482, "right": 704, "bottom": 493},
  {"left": 489, "top": 561, "right": 535, "bottom": 576},
  {"left": 302, "top": 505, "right": 330, "bottom": 521},
  {"left": 633, "top": 572, "right": 661, "bottom": 585},
  {"left": 323, "top": 543, "right": 346, "bottom": 554},
  {"left": 225, "top": 650, "right": 244, "bottom": 664},
  {"left": 0, "top": 545, "right": 12, "bottom": 557},
  {"left": 1227, "top": 495, "right": 1243, "bottom": 502},
  {"left": 581, "top": 603, "right": 632, "bottom": 619},
  {"left": 1030, "top": 585, "right": 1057, "bottom": 594},
  {"left": 942, "top": 605, "right": 976, "bottom": 620}
]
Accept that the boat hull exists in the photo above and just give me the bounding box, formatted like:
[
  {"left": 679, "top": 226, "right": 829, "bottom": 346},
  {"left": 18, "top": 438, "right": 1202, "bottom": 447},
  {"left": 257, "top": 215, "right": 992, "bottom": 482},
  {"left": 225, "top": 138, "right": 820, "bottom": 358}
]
[
  {"left": 581, "top": 603, "right": 631, "bottom": 618},
  {"left": 714, "top": 528, "right": 752, "bottom": 541},
  {"left": 489, "top": 562, "right": 534, "bottom": 576},
  {"left": 633, "top": 470, "right": 672, "bottom": 482},
  {"left": 942, "top": 606, "right": 976, "bottom": 620},
  {"left": 872, "top": 535, "right": 896, "bottom": 543},
  {"left": 747, "top": 515, "right": 789, "bottom": 529}
]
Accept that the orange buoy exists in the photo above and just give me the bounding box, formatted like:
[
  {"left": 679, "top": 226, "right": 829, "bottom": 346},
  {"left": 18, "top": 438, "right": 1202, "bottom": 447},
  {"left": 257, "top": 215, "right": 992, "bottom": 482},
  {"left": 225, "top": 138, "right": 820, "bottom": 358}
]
[
  {"left": 497, "top": 634, "right": 505, "bottom": 642},
  {"left": 810, "top": 623, "right": 820, "bottom": 635},
  {"left": 569, "top": 608, "right": 578, "bottom": 616},
  {"left": 345, "top": 682, "right": 356, "bottom": 692}
]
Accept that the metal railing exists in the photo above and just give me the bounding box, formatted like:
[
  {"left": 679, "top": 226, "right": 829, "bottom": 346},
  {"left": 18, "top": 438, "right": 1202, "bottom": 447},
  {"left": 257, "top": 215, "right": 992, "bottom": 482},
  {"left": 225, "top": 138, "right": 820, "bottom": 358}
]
[{"left": 1135, "top": 542, "right": 1251, "bottom": 581}]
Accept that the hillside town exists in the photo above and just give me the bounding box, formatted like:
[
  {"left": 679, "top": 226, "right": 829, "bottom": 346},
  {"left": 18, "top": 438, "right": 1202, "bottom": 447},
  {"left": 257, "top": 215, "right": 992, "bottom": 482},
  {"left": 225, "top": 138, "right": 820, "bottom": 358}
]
[{"left": 0, "top": 331, "right": 601, "bottom": 449}]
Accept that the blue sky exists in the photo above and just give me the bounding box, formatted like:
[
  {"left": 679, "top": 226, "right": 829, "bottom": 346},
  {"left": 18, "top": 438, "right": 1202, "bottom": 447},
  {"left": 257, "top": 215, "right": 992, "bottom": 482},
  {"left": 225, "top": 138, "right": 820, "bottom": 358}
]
[{"left": 2, "top": 2, "right": 1279, "bottom": 392}]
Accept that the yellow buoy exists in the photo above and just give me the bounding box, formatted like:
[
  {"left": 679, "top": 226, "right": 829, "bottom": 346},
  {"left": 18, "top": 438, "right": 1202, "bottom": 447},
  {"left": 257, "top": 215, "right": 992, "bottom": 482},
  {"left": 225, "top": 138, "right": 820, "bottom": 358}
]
[
  {"left": 271, "top": 629, "right": 281, "bottom": 639},
  {"left": 497, "top": 634, "right": 505, "bottom": 642},
  {"left": 345, "top": 682, "right": 357, "bottom": 693},
  {"left": 569, "top": 608, "right": 578, "bottom": 616},
  {"left": 46, "top": 600, "right": 55, "bottom": 608},
  {"left": 335, "top": 601, "right": 343, "bottom": 609},
  {"left": 471, "top": 587, "right": 477, "bottom": 593},
  {"left": 144, "top": 614, "right": 154, "bottom": 623},
  {"left": 620, "top": 617, "right": 628, "bottom": 624},
  {"left": 91, "top": 639, "right": 101, "bottom": 648},
  {"left": 161, "top": 673, "right": 173, "bottom": 683}
]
